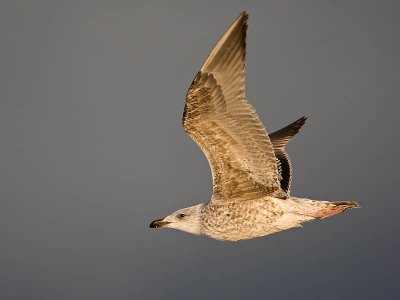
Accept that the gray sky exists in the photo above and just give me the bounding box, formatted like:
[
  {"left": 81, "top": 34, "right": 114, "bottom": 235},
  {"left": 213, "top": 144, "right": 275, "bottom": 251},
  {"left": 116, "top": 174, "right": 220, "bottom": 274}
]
[{"left": 1, "top": 1, "right": 399, "bottom": 299}]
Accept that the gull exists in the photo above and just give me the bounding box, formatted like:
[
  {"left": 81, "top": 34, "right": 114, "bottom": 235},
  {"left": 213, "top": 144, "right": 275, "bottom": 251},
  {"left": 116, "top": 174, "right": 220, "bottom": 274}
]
[{"left": 149, "top": 12, "right": 359, "bottom": 241}]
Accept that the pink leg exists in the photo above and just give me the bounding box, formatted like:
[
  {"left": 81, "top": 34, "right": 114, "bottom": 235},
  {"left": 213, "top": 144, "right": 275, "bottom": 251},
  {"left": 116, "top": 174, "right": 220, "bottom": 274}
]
[{"left": 313, "top": 206, "right": 345, "bottom": 219}]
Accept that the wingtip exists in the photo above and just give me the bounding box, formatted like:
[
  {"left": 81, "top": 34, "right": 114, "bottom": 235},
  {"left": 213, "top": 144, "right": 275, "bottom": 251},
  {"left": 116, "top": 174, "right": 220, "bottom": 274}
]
[
  {"left": 239, "top": 11, "right": 249, "bottom": 19},
  {"left": 269, "top": 116, "right": 308, "bottom": 148},
  {"left": 294, "top": 116, "right": 307, "bottom": 131},
  {"left": 233, "top": 11, "right": 249, "bottom": 27},
  {"left": 297, "top": 116, "right": 307, "bottom": 126},
  {"left": 200, "top": 10, "right": 249, "bottom": 74}
]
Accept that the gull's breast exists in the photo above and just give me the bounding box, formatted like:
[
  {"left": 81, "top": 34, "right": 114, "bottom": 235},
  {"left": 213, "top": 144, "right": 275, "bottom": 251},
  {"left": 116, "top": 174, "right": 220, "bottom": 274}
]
[{"left": 201, "top": 198, "right": 290, "bottom": 241}]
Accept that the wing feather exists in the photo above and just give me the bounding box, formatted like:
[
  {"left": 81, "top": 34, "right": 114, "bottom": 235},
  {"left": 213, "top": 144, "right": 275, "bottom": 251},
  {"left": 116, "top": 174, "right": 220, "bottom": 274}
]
[{"left": 269, "top": 116, "right": 307, "bottom": 194}]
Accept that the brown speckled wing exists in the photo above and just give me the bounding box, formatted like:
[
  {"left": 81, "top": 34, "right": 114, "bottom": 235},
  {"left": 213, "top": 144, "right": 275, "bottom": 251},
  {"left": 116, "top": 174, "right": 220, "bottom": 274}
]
[{"left": 182, "top": 12, "right": 286, "bottom": 202}]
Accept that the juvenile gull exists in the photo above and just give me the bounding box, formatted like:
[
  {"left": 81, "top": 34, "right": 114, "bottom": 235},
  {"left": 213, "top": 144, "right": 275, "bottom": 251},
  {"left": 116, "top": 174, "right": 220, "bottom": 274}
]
[{"left": 149, "top": 12, "right": 359, "bottom": 241}]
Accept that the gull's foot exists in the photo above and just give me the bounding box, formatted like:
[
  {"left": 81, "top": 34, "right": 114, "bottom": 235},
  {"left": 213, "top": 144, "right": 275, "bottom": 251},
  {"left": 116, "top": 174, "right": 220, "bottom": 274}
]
[{"left": 314, "top": 201, "right": 359, "bottom": 219}]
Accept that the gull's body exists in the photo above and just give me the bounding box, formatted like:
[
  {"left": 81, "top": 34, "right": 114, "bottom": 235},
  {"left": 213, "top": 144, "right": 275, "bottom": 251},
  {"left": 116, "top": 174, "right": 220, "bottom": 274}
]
[{"left": 150, "top": 12, "right": 358, "bottom": 241}]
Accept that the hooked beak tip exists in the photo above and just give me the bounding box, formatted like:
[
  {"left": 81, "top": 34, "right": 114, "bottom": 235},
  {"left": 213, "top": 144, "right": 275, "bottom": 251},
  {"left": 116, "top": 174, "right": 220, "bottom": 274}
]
[{"left": 149, "top": 218, "right": 170, "bottom": 228}]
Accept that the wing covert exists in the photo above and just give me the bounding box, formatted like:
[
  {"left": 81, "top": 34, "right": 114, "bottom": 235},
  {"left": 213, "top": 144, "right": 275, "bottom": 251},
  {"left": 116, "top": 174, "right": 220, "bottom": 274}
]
[{"left": 183, "top": 12, "right": 286, "bottom": 202}]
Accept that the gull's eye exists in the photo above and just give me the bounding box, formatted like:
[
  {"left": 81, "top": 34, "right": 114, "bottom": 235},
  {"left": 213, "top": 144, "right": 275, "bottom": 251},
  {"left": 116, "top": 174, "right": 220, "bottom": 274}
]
[{"left": 177, "top": 213, "right": 186, "bottom": 219}]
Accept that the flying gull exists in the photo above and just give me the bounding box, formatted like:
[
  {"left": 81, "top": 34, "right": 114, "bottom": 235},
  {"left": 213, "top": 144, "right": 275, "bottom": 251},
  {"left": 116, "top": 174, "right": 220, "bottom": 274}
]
[{"left": 150, "top": 12, "right": 359, "bottom": 241}]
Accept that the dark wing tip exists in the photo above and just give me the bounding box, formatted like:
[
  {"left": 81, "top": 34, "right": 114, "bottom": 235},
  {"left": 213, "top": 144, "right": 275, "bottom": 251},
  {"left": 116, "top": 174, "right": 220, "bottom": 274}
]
[
  {"left": 294, "top": 115, "right": 307, "bottom": 128},
  {"left": 239, "top": 11, "right": 249, "bottom": 21},
  {"left": 287, "top": 116, "right": 307, "bottom": 135},
  {"left": 200, "top": 11, "right": 249, "bottom": 74},
  {"left": 238, "top": 11, "right": 249, "bottom": 36},
  {"left": 270, "top": 116, "right": 307, "bottom": 194},
  {"left": 275, "top": 150, "right": 292, "bottom": 193},
  {"left": 269, "top": 116, "right": 307, "bottom": 150}
]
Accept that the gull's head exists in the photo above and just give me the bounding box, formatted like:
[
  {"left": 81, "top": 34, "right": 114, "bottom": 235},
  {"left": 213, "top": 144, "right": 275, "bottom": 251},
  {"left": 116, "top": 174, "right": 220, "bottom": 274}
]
[{"left": 149, "top": 204, "right": 204, "bottom": 235}]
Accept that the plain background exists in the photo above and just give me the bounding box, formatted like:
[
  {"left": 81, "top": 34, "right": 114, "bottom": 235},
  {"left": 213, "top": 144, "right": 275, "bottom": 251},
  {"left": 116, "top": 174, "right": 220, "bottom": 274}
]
[{"left": 1, "top": 1, "right": 399, "bottom": 299}]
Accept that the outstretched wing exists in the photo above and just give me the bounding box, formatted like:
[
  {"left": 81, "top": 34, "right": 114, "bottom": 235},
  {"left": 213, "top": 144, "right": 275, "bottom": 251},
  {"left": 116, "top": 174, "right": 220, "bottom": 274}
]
[
  {"left": 269, "top": 116, "right": 307, "bottom": 194},
  {"left": 182, "top": 12, "right": 286, "bottom": 202}
]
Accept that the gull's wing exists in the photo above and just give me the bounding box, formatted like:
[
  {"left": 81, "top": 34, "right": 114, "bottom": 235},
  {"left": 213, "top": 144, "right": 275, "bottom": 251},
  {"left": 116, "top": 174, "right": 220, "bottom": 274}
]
[
  {"left": 269, "top": 116, "right": 307, "bottom": 194},
  {"left": 183, "top": 12, "right": 286, "bottom": 202}
]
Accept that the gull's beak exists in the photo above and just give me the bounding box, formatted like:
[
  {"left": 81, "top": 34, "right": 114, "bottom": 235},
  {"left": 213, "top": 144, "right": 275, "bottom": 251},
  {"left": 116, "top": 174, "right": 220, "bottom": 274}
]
[{"left": 149, "top": 218, "right": 170, "bottom": 228}]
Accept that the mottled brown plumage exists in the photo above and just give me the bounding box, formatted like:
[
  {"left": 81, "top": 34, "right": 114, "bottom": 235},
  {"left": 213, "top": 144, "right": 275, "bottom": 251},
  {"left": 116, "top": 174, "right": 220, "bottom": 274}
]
[{"left": 149, "top": 12, "right": 359, "bottom": 241}]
